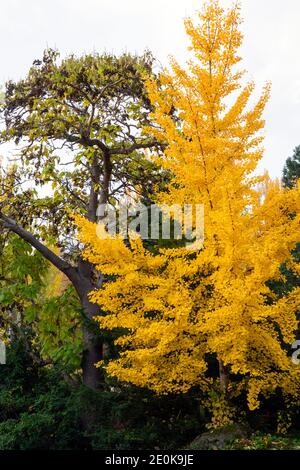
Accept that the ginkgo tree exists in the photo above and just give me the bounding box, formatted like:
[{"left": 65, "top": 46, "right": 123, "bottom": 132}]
[{"left": 76, "top": 0, "right": 300, "bottom": 425}]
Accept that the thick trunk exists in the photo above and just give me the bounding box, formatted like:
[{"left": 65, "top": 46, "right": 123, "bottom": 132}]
[
  {"left": 219, "top": 360, "right": 229, "bottom": 394},
  {"left": 78, "top": 289, "right": 104, "bottom": 431},
  {"left": 81, "top": 326, "right": 104, "bottom": 390},
  {"left": 74, "top": 258, "right": 105, "bottom": 391},
  {"left": 80, "top": 293, "right": 104, "bottom": 390},
  {"left": 76, "top": 151, "right": 111, "bottom": 391}
]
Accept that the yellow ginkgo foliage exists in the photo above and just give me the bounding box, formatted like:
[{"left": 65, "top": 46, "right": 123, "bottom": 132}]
[{"left": 76, "top": 0, "right": 300, "bottom": 414}]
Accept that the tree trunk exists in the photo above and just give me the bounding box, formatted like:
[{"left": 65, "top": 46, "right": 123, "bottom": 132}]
[
  {"left": 74, "top": 258, "right": 105, "bottom": 391},
  {"left": 219, "top": 360, "right": 229, "bottom": 394},
  {"left": 0, "top": 201, "right": 106, "bottom": 391},
  {"left": 80, "top": 295, "right": 104, "bottom": 390}
]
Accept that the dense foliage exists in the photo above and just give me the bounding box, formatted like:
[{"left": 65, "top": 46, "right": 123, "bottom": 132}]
[
  {"left": 76, "top": 1, "right": 300, "bottom": 429},
  {"left": 0, "top": 0, "right": 299, "bottom": 450}
]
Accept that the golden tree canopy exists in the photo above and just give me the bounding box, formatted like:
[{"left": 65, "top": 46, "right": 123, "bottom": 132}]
[{"left": 76, "top": 0, "right": 300, "bottom": 411}]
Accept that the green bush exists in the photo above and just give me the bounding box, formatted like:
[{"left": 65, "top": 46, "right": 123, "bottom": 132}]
[{"left": 0, "top": 341, "right": 204, "bottom": 450}]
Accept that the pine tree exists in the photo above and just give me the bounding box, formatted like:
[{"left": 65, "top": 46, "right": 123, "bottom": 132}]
[{"left": 283, "top": 146, "right": 300, "bottom": 189}]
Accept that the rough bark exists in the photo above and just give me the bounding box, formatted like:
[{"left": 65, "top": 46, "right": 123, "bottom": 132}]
[
  {"left": 74, "top": 256, "right": 104, "bottom": 391},
  {"left": 79, "top": 289, "right": 104, "bottom": 390},
  {"left": 219, "top": 359, "right": 229, "bottom": 394},
  {"left": 0, "top": 213, "right": 104, "bottom": 391}
]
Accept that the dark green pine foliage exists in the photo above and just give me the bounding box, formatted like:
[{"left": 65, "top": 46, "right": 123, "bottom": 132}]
[
  {"left": 283, "top": 145, "right": 300, "bottom": 189},
  {"left": 268, "top": 149, "right": 300, "bottom": 298},
  {"left": 268, "top": 148, "right": 300, "bottom": 310}
]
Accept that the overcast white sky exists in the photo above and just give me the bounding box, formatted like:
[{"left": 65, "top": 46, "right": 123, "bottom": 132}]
[{"left": 1, "top": 0, "right": 299, "bottom": 178}]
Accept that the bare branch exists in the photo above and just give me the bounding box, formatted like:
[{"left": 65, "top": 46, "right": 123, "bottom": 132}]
[
  {"left": 0, "top": 212, "right": 78, "bottom": 283},
  {"left": 109, "top": 140, "right": 163, "bottom": 155}
]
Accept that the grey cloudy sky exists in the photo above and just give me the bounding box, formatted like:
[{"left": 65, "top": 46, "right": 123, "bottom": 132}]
[{"left": 1, "top": 0, "right": 299, "bottom": 178}]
